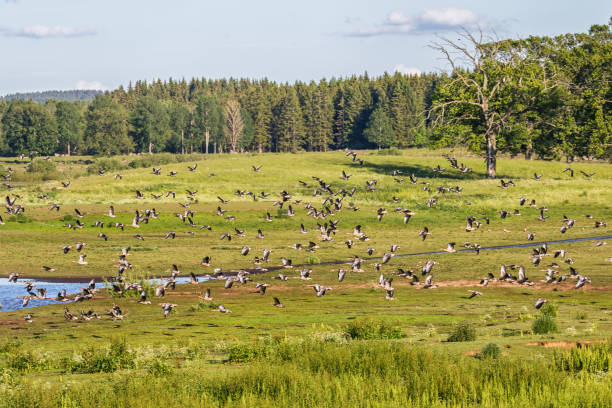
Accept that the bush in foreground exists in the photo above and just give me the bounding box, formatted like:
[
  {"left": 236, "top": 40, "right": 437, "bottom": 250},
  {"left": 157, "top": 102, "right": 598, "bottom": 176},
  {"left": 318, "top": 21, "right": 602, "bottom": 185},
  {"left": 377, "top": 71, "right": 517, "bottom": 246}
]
[
  {"left": 447, "top": 322, "right": 477, "bottom": 342},
  {"left": 344, "top": 318, "right": 405, "bottom": 340},
  {"left": 532, "top": 315, "right": 559, "bottom": 335},
  {"left": 477, "top": 343, "right": 502, "bottom": 360}
]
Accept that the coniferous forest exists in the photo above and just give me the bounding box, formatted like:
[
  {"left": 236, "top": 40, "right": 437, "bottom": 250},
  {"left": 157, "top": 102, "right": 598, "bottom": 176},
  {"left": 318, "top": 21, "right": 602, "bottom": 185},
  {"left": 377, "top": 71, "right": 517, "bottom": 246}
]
[{"left": 0, "top": 21, "right": 610, "bottom": 161}]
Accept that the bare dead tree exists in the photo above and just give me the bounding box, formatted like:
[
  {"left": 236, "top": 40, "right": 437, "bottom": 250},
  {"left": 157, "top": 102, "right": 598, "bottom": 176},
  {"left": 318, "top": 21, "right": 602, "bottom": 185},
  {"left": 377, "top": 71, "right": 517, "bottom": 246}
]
[
  {"left": 225, "top": 100, "right": 244, "bottom": 153},
  {"left": 428, "top": 29, "right": 560, "bottom": 178}
]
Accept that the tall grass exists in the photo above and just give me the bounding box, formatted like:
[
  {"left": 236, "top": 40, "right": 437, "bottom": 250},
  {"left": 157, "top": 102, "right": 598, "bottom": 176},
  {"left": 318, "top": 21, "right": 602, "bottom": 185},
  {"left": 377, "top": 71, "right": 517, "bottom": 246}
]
[{"left": 0, "top": 340, "right": 610, "bottom": 407}]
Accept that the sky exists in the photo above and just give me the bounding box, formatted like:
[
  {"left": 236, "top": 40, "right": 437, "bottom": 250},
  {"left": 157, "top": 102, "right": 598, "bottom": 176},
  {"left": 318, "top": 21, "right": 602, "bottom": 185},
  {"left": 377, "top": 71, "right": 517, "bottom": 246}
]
[{"left": 0, "top": 0, "right": 610, "bottom": 95}]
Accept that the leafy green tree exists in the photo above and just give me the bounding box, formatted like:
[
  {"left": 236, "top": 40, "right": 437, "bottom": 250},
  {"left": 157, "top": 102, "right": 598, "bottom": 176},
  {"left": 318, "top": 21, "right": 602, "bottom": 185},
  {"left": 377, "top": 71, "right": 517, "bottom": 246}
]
[
  {"left": 193, "top": 94, "right": 223, "bottom": 153},
  {"left": 168, "top": 102, "right": 191, "bottom": 153},
  {"left": 546, "top": 21, "right": 612, "bottom": 159},
  {"left": 1, "top": 99, "right": 58, "bottom": 156},
  {"left": 55, "top": 101, "right": 82, "bottom": 155},
  {"left": 130, "top": 96, "right": 169, "bottom": 153},
  {"left": 363, "top": 106, "right": 396, "bottom": 148},
  {"left": 429, "top": 30, "right": 565, "bottom": 177},
  {"left": 83, "top": 95, "right": 133, "bottom": 155}
]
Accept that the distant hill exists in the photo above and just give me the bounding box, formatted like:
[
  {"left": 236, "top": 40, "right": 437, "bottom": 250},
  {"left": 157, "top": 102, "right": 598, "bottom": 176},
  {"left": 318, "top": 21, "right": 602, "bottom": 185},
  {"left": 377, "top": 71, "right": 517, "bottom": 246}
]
[{"left": 0, "top": 90, "right": 103, "bottom": 103}]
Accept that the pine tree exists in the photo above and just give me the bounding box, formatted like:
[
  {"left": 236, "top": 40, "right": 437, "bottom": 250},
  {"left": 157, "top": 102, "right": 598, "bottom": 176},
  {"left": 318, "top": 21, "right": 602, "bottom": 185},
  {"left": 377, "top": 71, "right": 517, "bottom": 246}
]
[{"left": 275, "top": 87, "right": 304, "bottom": 152}]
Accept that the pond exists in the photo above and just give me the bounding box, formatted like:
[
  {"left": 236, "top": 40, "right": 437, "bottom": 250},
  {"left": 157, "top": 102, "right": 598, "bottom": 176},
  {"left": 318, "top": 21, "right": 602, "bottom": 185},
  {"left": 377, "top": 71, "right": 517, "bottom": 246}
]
[{"left": 0, "top": 276, "right": 213, "bottom": 312}]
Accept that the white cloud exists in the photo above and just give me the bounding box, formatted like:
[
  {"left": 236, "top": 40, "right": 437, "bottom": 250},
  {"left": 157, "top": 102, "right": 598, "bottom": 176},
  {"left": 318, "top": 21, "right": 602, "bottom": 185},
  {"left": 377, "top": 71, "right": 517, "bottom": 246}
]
[
  {"left": 394, "top": 64, "right": 421, "bottom": 76},
  {"left": 419, "top": 8, "right": 479, "bottom": 28},
  {"left": 4, "top": 25, "right": 96, "bottom": 39},
  {"left": 349, "top": 8, "right": 485, "bottom": 37},
  {"left": 75, "top": 80, "right": 107, "bottom": 91}
]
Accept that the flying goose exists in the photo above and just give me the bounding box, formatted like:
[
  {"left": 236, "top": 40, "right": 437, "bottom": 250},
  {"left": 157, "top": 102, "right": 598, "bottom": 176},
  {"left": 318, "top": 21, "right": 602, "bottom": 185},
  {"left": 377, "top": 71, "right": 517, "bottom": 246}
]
[
  {"left": 580, "top": 170, "right": 594, "bottom": 178},
  {"left": 468, "top": 290, "right": 482, "bottom": 299},
  {"left": 199, "top": 288, "right": 213, "bottom": 301},
  {"left": 299, "top": 269, "right": 312, "bottom": 280},
  {"left": 385, "top": 289, "right": 395, "bottom": 300},
  {"left": 423, "top": 275, "right": 437, "bottom": 289},
  {"left": 443, "top": 242, "right": 456, "bottom": 253},
  {"left": 310, "top": 284, "right": 332, "bottom": 297},
  {"left": 273, "top": 297, "right": 285, "bottom": 308},
  {"left": 535, "top": 298, "right": 547, "bottom": 309},
  {"left": 254, "top": 283, "right": 269, "bottom": 295},
  {"left": 76, "top": 254, "right": 88, "bottom": 265},
  {"left": 109, "top": 304, "right": 124, "bottom": 319},
  {"left": 160, "top": 303, "right": 177, "bottom": 318},
  {"left": 218, "top": 304, "right": 232, "bottom": 313},
  {"left": 418, "top": 227, "right": 430, "bottom": 241}
]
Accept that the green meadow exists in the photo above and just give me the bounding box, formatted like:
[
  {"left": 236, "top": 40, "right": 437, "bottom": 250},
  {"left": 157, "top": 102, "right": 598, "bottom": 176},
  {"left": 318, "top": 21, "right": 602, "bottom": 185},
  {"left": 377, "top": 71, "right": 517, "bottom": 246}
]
[{"left": 0, "top": 149, "right": 610, "bottom": 407}]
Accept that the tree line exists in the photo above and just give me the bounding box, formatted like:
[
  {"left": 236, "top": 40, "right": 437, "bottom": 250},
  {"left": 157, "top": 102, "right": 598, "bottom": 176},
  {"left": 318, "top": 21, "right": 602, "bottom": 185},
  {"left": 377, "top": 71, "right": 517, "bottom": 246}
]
[{"left": 0, "top": 20, "right": 609, "bottom": 165}]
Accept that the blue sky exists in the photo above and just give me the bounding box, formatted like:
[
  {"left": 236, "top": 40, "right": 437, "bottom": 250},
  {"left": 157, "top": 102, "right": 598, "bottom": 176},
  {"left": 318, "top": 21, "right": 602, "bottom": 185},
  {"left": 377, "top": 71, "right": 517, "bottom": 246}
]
[{"left": 0, "top": 0, "right": 610, "bottom": 95}]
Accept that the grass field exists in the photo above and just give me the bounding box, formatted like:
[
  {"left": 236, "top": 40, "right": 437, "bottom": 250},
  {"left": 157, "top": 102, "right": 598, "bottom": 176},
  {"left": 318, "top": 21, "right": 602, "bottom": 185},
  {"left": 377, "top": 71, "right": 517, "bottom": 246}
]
[{"left": 0, "top": 149, "right": 610, "bottom": 407}]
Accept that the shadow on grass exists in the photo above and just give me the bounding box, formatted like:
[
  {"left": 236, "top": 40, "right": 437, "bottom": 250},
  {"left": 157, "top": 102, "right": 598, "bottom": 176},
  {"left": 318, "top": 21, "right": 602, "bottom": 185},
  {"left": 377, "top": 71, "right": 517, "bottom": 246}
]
[{"left": 349, "top": 159, "right": 515, "bottom": 181}]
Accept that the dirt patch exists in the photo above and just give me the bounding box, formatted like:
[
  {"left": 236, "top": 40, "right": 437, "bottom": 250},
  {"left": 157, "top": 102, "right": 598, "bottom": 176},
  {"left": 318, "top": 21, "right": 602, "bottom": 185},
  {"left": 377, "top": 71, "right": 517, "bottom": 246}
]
[
  {"left": 524, "top": 339, "right": 607, "bottom": 348},
  {"left": 464, "top": 350, "right": 480, "bottom": 356}
]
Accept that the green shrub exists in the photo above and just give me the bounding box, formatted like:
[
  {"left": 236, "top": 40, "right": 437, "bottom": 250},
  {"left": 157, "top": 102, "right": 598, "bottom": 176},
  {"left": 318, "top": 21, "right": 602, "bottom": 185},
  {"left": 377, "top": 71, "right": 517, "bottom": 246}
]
[
  {"left": 306, "top": 256, "right": 320, "bottom": 265},
  {"left": 66, "top": 338, "right": 135, "bottom": 373},
  {"left": 27, "top": 158, "right": 56, "bottom": 173},
  {"left": 7, "top": 351, "right": 45, "bottom": 372},
  {"left": 148, "top": 359, "right": 173, "bottom": 376},
  {"left": 8, "top": 213, "right": 32, "bottom": 223},
  {"left": 61, "top": 214, "right": 75, "bottom": 222},
  {"left": 540, "top": 303, "right": 558, "bottom": 317},
  {"left": 532, "top": 315, "right": 559, "bottom": 334},
  {"left": 188, "top": 301, "right": 218, "bottom": 312},
  {"left": 226, "top": 343, "right": 265, "bottom": 364},
  {"left": 478, "top": 343, "right": 502, "bottom": 360},
  {"left": 0, "top": 339, "right": 22, "bottom": 354},
  {"left": 447, "top": 322, "right": 477, "bottom": 342},
  {"left": 344, "top": 318, "right": 405, "bottom": 340}
]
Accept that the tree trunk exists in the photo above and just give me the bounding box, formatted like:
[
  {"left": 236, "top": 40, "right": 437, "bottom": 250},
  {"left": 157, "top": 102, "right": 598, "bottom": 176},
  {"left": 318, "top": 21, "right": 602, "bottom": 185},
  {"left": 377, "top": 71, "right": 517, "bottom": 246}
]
[
  {"left": 525, "top": 141, "right": 533, "bottom": 160},
  {"left": 181, "top": 131, "right": 184, "bottom": 154},
  {"left": 148, "top": 142, "right": 153, "bottom": 154},
  {"left": 205, "top": 130, "right": 210, "bottom": 154},
  {"left": 67, "top": 143, "right": 71, "bottom": 156},
  {"left": 486, "top": 133, "right": 497, "bottom": 178},
  {"left": 258, "top": 143, "right": 262, "bottom": 153},
  {"left": 214, "top": 142, "right": 217, "bottom": 154}
]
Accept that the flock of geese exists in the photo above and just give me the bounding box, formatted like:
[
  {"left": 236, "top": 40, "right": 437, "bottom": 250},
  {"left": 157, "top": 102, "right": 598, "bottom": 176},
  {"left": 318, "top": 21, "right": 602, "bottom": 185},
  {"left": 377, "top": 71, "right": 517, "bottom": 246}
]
[{"left": 1, "top": 150, "right": 609, "bottom": 326}]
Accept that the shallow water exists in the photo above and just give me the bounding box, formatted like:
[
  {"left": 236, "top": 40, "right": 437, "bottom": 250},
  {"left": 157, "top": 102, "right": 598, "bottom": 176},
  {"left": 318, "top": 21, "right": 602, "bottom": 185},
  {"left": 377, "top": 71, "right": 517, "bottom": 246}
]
[{"left": 0, "top": 276, "right": 211, "bottom": 312}]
